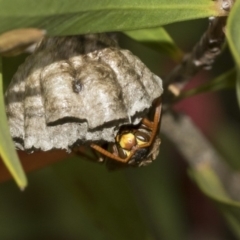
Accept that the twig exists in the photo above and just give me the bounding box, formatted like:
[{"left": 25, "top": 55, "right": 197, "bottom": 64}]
[
  {"left": 164, "top": 16, "right": 226, "bottom": 99},
  {"left": 163, "top": 0, "right": 236, "bottom": 101},
  {"left": 163, "top": 0, "right": 235, "bottom": 104},
  {"left": 161, "top": 112, "right": 240, "bottom": 201},
  {"left": 160, "top": 0, "right": 240, "bottom": 200}
]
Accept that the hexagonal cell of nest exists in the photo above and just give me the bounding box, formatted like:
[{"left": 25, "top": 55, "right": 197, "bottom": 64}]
[{"left": 5, "top": 33, "right": 163, "bottom": 159}]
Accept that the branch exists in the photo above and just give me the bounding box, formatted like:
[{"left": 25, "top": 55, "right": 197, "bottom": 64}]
[
  {"left": 161, "top": 112, "right": 240, "bottom": 201},
  {"left": 164, "top": 0, "right": 235, "bottom": 100},
  {"left": 164, "top": 16, "right": 226, "bottom": 100},
  {"left": 163, "top": 0, "right": 236, "bottom": 101}
]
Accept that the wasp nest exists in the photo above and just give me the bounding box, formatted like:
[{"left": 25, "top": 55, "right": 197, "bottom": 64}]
[{"left": 5, "top": 33, "right": 163, "bottom": 152}]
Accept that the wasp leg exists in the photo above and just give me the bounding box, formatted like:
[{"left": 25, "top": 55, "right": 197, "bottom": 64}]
[
  {"left": 139, "top": 97, "right": 162, "bottom": 148},
  {"left": 74, "top": 146, "right": 102, "bottom": 163},
  {"left": 90, "top": 143, "right": 134, "bottom": 163}
]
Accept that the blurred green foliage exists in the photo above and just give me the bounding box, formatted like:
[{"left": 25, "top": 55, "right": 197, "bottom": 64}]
[{"left": 1, "top": 0, "right": 240, "bottom": 239}]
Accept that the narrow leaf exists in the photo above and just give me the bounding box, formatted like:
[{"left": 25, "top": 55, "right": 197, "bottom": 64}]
[
  {"left": 226, "top": 0, "right": 240, "bottom": 67},
  {"left": 236, "top": 70, "right": 240, "bottom": 107},
  {"left": 189, "top": 166, "right": 240, "bottom": 238},
  {"left": 0, "top": 0, "right": 221, "bottom": 36},
  {"left": 179, "top": 68, "right": 236, "bottom": 99},
  {"left": 226, "top": 0, "right": 240, "bottom": 107},
  {"left": 190, "top": 167, "right": 232, "bottom": 202},
  {"left": 124, "top": 27, "right": 183, "bottom": 61},
  {"left": 0, "top": 57, "right": 27, "bottom": 189}
]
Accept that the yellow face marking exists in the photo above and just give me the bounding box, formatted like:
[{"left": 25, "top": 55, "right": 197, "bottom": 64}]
[{"left": 119, "top": 133, "right": 136, "bottom": 150}]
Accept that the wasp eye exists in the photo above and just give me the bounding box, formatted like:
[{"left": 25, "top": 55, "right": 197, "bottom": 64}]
[{"left": 135, "top": 132, "right": 150, "bottom": 145}]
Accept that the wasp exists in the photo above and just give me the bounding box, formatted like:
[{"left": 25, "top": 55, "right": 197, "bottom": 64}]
[{"left": 90, "top": 97, "right": 162, "bottom": 166}]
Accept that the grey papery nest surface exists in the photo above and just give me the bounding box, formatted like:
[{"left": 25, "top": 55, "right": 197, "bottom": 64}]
[{"left": 5, "top": 33, "right": 163, "bottom": 152}]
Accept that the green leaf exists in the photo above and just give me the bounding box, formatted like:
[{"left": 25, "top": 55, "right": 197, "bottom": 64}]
[
  {"left": 226, "top": 0, "right": 240, "bottom": 68},
  {"left": 179, "top": 68, "right": 236, "bottom": 99},
  {"left": 190, "top": 167, "right": 231, "bottom": 202},
  {"left": 0, "top": 0, "right": 220, "bottom": 36},
  {"left": 213, "top": 121, "right": 240, "bottom": 169},
  {"left": 236, "top": 70, "right": 240, "bottom": 108},
  {"left": 124, "top": 27, "right": 183, "bottom": 61},
  {"left": 189, "top": 165, "right": 240, "bottom": 238},
  {"left": 226, "top": 0, "right": 240, "bottom": 107},
  {"left": 0, "top": 57, "right": 27, "bottom": 189}
]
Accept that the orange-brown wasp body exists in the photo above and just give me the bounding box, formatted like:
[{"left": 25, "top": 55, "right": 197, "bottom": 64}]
[{"left": 91, "top": 97, "right": 162, "bottom": 166}]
